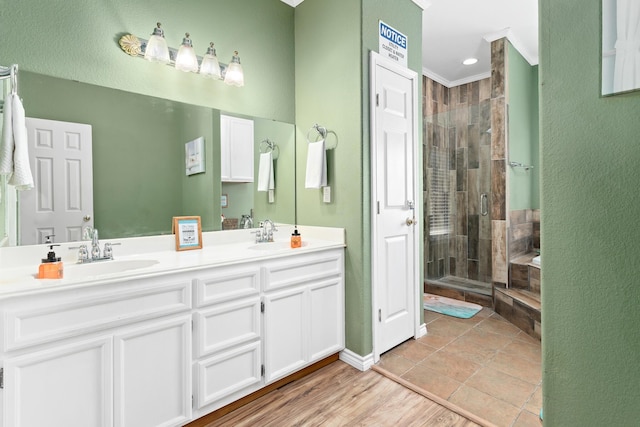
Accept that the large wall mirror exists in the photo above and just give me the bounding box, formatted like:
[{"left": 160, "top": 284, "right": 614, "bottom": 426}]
[
  {"left": 1, "top": 72, "right": 295, "bottom": 246},
  {"left": 602, "top": 0, "right": 640, "bottom": 96}
]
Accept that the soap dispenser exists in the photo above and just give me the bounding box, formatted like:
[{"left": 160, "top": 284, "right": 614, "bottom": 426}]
[
  {"left": 290, "top": 226, "right": 302, "bottom": 248},
  {"left": 38, "top": 244, "right": 64, "bottom": 279}
]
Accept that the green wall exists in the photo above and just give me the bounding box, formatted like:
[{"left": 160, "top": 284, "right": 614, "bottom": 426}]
[
  {"left": 0, "top": 0, "right": 295, "bottom": 123},
  {"left": 507, "top": 42, "right": 539, "bottom": 210},
  {"left": 295, "top": 0, "right": 422, "bottom": 356},
  {"left": 540, "top": 0, "right": 640, "bottom": 424}
]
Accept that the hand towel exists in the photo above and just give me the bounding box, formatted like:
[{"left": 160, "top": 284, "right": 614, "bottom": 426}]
[
  {"left": 0, "top": 93, "right": 14, "bottom": 175},
  {"left": 305, "top": 139, "right": 326, "bottom": 189},
  {"left": 7, "top": 94, "right": 34, "bottom": 190},
  {"left": 257, "top": 151, "right": 274, "bottom": 192}
]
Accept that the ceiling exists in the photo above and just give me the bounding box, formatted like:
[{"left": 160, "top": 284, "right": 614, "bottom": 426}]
[{"left": 280, "top": 0, "right": 538, "bottom": 88}]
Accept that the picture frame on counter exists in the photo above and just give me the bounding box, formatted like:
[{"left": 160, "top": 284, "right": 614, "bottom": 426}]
[{"left": 172, "top": 216, "right": 203, "bottom": 251}]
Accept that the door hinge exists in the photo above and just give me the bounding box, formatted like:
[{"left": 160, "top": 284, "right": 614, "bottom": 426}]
[
  {"left": 261, "top": 364, "right": 265, "bottom": 377},
  {"left": 377, "top": 201, "right": 380, "bottom": 214},
  {"left": 0, "top": 367, "right": 3, "bottom": 389},
  {"left": 261, "top": 302, "right": 265, "bottom": 313},
  {"left": 376, "top": 93, "right": 379, "bottom": 106},
  {"left": 378, "top": 309, "right": 382, "bottom": 322},
  {"left": 191, "top": 395, "right": 194, "bottom": 408}
]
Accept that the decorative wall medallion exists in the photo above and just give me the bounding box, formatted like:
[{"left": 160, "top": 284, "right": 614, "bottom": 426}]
[{"left": 119, "top": 34, "right": 142, "bottom": 56}]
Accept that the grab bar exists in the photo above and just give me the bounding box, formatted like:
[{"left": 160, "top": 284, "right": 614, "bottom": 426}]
[{"left": 480, "top": 193, "right": 488, "bottom": 216}]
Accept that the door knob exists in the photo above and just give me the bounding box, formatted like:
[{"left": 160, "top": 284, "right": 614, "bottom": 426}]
[
  {"left": 406, "top": 217, "right": 414, "bottom": 226},
  {"left": 83, "top": 215, "right": 91, "bottom": 222}
]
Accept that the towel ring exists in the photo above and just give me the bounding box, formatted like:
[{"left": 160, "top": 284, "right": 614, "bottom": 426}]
[
  {"left": 259, "top": 139, "right": 279, "bottom": 159},
  {"left": 306, "top": 123, "right": 327, "bottom": 143}
]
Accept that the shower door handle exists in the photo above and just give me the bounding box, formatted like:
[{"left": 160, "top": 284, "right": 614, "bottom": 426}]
[{"left": 481, "top": 193, "right": 488, "bottom": 216}]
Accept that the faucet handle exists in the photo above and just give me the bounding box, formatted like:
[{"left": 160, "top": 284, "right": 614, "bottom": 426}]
[{"left": 102, "top": 242, "right": 121, "bottom": 259}]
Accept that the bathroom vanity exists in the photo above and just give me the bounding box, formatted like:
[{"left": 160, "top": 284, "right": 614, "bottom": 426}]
[{"left": 0, "top": 226, "right": 345, "bottom": 427}]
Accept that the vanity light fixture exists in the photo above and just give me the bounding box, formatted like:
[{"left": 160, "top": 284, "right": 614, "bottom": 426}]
[
  {"left": 199, "top": 42, "right": 222, "bottom": 79},
  {"left": 223, "top": 51, "right": 244, "bottom": 87},
  {"left": 462, "top": 57, "right": 478, "bottom": 65},
  {"left": 174, "top": 33, "right": 199, "bottom": 72},
  {"left": 118, "top": 23, "right": 244, "bottom": 86},
  {"left": 143, "top": 22, "right": 170, "bottom": 63}
]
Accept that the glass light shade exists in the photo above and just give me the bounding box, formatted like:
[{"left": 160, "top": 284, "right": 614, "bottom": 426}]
[
  {"left": 199, "top": 42, "right": 222, "bottom": 79},
  {"left": 143, "top": 23, "right": 170, "bottom": 63},
  {"left": 175, "top": 33, "right": 199, "bottom": 72},
  {"left": 224, "top": 51, "right": 244, "bottom": 87}
]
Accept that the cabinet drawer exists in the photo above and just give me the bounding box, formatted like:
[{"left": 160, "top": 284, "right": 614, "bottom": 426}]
[
  {"left": 195, "top": 341, "right": 262, "bottom": 409},
  {"left": 194, "top": 265, "right": 260, "bottom": 307},
  {"left": 4, "top": 280, "right": 191, "bottom": 351},
  {"left": 195, "top": 297, "right": 260, "bottom": 358},
  {"left": 263, "top": 250, "right": 343, "bottom": 292}
]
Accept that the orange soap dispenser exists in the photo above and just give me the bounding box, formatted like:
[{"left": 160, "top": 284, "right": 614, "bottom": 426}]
[
  {"left": 290, "top": 226, "right": 302, "bottom": 248},
  {"left": 38, "top": 244, "right": 64, "bottom": 279}
]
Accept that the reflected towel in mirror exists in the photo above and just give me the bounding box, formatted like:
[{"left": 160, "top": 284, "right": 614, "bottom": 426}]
[
  {"left": 257, "top": 151, "right": 274, "bottom": 192},
  {"left": 305, "top": 139, "right": 326, "bottom": 189},
  {"left": 0, "top": 93, "right": 34, "bottom": 190}
]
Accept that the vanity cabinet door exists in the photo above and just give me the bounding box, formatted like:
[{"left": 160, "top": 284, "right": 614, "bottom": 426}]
[
  {"left": 262, "top": 286, "right": 307, "bottom": 384},
  {"left": 114, "top": 315, "right": 192, "bottom": 427},
  {"left": 308, "top": 277, "right": 344, "bottom": 362},
  {"left": 3, "top": 336, "right": 113, "bottom": 427},
  {"left": 220, "top": 114, "right": 254, "bottom": 182}
]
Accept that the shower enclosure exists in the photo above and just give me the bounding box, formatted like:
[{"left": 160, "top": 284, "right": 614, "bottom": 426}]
[{"left": 424, "top": 78, "right": 492, "bottom": 292}]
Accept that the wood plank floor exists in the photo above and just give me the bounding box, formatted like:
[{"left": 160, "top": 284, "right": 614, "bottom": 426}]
[{"left": 204, "top": 361, "right": 480, "bottom": 426}]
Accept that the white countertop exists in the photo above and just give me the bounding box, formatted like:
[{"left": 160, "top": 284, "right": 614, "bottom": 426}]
[{"left": 0, "top": 225, "right": 345, "bottom": 298}]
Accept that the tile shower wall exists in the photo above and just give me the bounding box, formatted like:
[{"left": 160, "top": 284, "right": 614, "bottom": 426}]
[{"left": 424, "top": 76, "right": 493, "bottom": 283}]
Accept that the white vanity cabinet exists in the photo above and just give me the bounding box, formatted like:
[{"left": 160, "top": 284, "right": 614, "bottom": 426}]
[
  {"left": 0, "top": 275, "right": 193, "bottom": 427},
  {"left": 262, "top": 250, "right": 345, "bottom": 384},
  {"left": 0, "top": 242, "right": 345, "bottom": 427},
  {"left": 220, "top": 114, "right": 254, "bottom": 182}
]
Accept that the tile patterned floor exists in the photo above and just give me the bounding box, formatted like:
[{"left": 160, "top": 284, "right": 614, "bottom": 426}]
[{"left": 379, "top": 307, "right": 542, "bottom": 427}]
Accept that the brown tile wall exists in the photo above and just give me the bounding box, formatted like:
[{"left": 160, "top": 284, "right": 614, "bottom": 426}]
[{"left": 424, "top": 76, "right": 492, "bottom": 284}]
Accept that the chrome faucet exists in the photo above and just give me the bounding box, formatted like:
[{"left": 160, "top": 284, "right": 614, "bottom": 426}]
[
  {"left": 70, "top": 227, "right": 120, "bottom": 263},
  {"left": 91, "top": 228, "right": 101, "bottom": 259},
  {"left": 262, "top": 220, "right": 278, "bottom": 242}
]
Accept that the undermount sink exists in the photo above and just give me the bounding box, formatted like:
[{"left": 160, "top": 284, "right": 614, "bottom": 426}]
[
  {"left": 247, "top": 241, "right": 308, "bottom": 251},
  {"left": 64, "top": 259, "right": 159, "bottom": 279}
]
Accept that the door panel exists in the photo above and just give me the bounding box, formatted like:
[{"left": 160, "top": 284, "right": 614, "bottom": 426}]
[{"left": 20, "top": 118, "right": 93, "bottom": 244}]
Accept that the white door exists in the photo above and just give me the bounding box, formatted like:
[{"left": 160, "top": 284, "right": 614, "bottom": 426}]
[
  {"left": 20, "top": 118, "right": 93, "bottom": 244},
  {"left": 371, "top": 52, "right": 420, "bottom": 359}
]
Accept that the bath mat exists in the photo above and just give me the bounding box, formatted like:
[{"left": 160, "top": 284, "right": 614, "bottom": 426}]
[{"left": 423, "top": 293, "right": 482, "bottom": 319}]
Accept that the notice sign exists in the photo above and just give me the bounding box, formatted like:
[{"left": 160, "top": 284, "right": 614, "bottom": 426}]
[{"left": 379, "top": 21, "right": 408, "bottom": 66}]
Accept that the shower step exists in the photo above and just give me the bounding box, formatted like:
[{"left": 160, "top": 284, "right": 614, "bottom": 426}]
[
  {"left": 424, "top": 276, "right": 493, "bottom": 308},
  {"left": 494, "top": 287, "right": 541, "bottom": 340}
]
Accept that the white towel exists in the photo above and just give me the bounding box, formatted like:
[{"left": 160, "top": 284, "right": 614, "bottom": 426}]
[
  {"left": 0, "top": 93, "right": 34, "bottom": 190},
  {"left": 257, "top": 151, "right": 274, "bottom": 192},
  {"left": 7, "top": 94, "right": 34, "bottom": 190},
  {"left": 0, "top": 93, "right": 14, "bottom": 175},
  {"left": 305, "top": 139, "right": 326, "bottom": 189}
]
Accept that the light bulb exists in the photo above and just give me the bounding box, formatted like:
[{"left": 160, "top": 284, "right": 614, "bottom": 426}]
[
  {"left": 199, "top": 42, "right": 222, "bottom": 79},
  {"left": 143, "top": 22, "right": 170, "bottom": 63},
  {"left": 224, "top": 51, "right": 244, "bottom": 87},
  {"left": 175, "top": 33, "right": 199, "bottom": 73}
]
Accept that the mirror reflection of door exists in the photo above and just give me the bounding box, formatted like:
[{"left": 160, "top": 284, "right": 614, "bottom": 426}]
[
  {"left": 20, "top": 118, "right": 93, "bottom": 245},
  {"left": 602, "top": 0, "right": 640, "bottom": 95}
]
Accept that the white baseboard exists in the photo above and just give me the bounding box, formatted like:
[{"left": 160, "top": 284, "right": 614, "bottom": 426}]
[
  {"left": 339, "top": 348, "right": 374, "bottom": 371},
  {"left": 417, "top": 322, "right": 427, "bottom": 338}
]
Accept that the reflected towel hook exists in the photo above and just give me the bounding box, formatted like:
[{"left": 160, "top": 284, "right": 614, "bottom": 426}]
[{"left": 259, "top": 138, "right": 279, "bottom": 159}]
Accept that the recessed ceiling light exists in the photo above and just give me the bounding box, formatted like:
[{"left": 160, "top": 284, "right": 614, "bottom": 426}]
[{"left": 462, "top": 58, "right": 478, "bottom": 65}]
